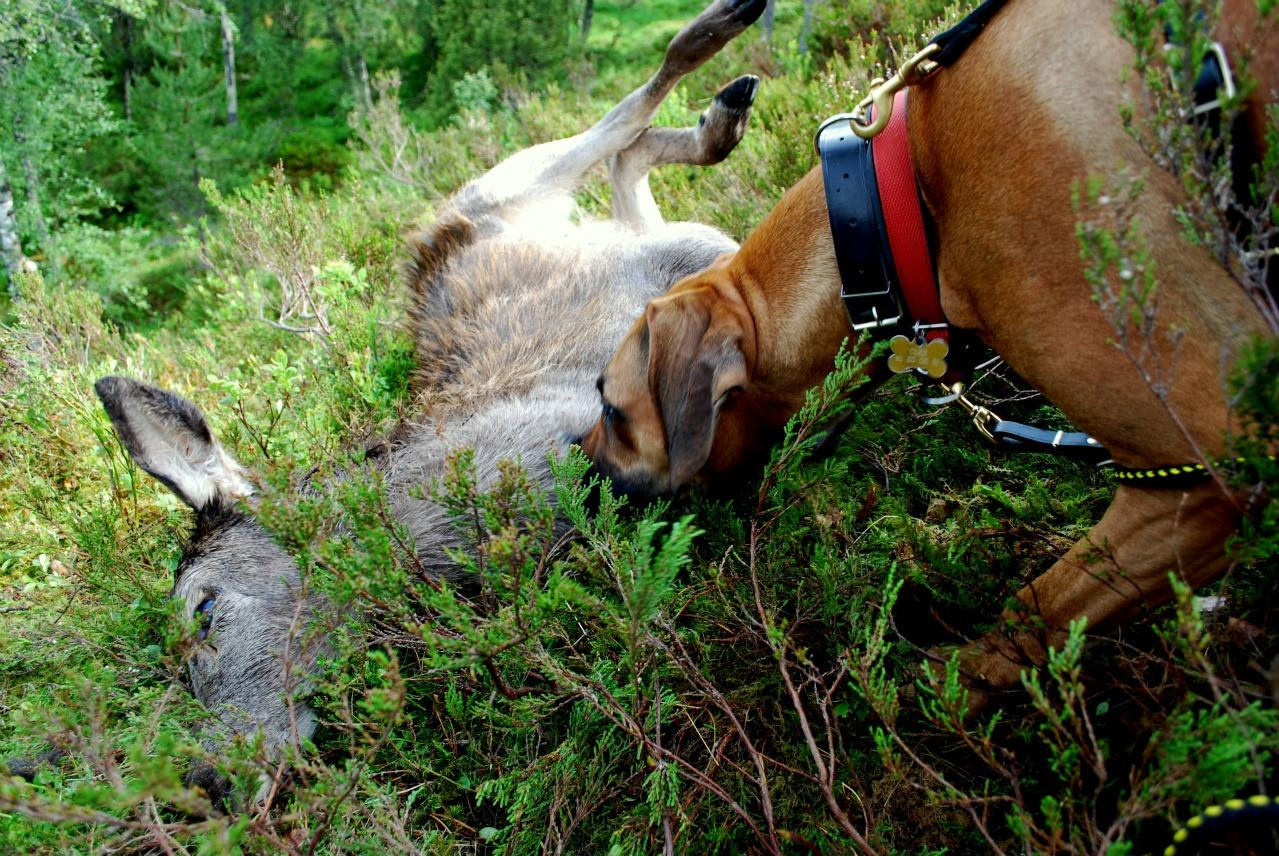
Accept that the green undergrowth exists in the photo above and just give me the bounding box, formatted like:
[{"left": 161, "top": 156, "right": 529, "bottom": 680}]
[{"left": 2, "top": 1, "right": 1277, "bottom": 854}]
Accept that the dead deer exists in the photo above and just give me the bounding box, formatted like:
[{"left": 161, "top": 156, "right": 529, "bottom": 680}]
[{"left": 91, "top": 0, "right": 767, "bottom": 807}]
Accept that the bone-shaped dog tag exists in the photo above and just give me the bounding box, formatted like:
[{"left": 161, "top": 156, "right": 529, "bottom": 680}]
[{"left": 886, "top": 334, "right": 949, "bottom": 379}]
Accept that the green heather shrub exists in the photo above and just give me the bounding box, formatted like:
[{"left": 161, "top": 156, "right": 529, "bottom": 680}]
[
  {"left": 808, "top": 0, "right": 953, "bottom": 62},
  {"left": 1, "top": 2, "right": 1276, "bottom": 854}
]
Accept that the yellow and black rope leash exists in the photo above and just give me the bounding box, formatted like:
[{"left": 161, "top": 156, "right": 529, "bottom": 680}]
[
  {"left": 1110, "top": 463, "right": 1212, "bottom": 483},
  {"left": 1164, "top": 793, "right": 1279, "bottom": 854},
  {"left": 1111, "top": 455, "right": 1276, "bottom": 486}
]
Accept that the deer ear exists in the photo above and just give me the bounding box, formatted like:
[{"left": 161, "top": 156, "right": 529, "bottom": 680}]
[
  {"left": 646, "top": 294, "right": 747, "bottom": 490},
  {"left": 94, "top": 376, "right": 254, "bottom": 511}
]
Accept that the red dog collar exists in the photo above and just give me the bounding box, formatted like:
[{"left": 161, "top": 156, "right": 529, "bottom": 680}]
[
  {"left": 871, "top": 91, "right": 947, "bottom": 344},
  {"left": 817, "top": 90, "right": 952, "bottom": 381}
]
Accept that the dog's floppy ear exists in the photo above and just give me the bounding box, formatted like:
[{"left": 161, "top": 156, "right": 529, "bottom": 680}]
[
  {"left": 95, "top": 376, "right": 254, "bottom": 511},
  {"left": 646, "top": 293, "right": 747, "bottom": 488}
]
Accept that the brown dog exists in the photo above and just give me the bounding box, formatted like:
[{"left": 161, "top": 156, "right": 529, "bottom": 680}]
[{"left": 581, "top": 0, "right": 1277, "bottom": 692}]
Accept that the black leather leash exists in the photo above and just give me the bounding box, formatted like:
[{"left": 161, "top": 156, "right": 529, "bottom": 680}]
[
  {"left": 927, "top": 0, "right": 1010, "bottom": 67},
  {"left": 989, "top": 422, "right": 1111, "bottom": 465}
]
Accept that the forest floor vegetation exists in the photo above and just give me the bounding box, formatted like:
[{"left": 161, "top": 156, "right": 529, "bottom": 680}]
[{"left": 1, "top": 1, "right": 1276, "bottom": 853}]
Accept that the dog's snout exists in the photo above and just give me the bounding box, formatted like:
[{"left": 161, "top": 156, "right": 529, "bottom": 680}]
[
  {"left": 579, "top": 451, "right": 660, "bottom": 506},
  {"left": 582, "top": 470, "right": 659, "bottom": 514}
]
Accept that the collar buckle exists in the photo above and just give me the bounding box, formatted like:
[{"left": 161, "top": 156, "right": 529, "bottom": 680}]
[{"left": 841, "top": 284, "right": 903, "bottom": 330}]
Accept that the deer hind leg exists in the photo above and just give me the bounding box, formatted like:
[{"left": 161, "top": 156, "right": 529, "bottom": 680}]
[
  {"left": 451, "top": 0, "right": 767, "bottom": 215},
  {"left": 610, "top": 74, "right": 759, "bottom": 233}
]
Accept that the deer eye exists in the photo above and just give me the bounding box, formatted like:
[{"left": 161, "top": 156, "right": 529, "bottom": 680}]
[{"left": 196, "top": 595, "right": 215, "bottom": 640}]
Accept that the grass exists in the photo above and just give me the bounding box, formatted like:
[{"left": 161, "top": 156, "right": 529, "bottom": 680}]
[{"left": 1, "top": 1, "right": 1277, "bottom": 853}]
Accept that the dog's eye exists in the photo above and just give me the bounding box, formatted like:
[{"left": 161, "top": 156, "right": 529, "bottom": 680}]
[
  {"left": 195, "top": 595, "right": 215, "bottom": 640},
  {"left": 716, "top": 385, "right": 744, "bottom": 406},
  {"left": 602, "top": 402, "right": 623, "bottom": 424}
]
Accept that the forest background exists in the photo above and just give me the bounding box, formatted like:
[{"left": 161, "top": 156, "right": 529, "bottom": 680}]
[{"left": 1, "top": 0, "right": 1277, "bottom": 853}]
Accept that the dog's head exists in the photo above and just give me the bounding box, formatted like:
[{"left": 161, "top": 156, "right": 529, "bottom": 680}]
[{"left": 580, "top": 270, "right": 776, "bottom": 496}]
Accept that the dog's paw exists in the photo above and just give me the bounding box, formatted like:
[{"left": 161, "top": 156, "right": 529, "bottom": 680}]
[{"left": 916, "top": 645, "right": 1014, "bottom": 717}]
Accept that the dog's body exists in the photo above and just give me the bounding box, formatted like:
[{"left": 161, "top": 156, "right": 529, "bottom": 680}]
[
  {"left": 93, "top": 0, "right": 767, "bottom": 796},
  {"left": 584, "top": 0, "right": 1277, "bottom": 691}
]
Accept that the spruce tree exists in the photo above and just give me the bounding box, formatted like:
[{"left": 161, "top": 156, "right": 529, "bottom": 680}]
[{"left": 425, "top": 0, "right": 577, "bottom": 122}]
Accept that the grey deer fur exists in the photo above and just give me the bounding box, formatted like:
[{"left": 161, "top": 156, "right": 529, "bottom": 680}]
[{"left": 94, "top": 0, "right": 768, "bottom": 803}]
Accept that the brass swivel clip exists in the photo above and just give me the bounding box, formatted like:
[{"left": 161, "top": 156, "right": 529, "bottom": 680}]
[
  {"left": 947, "top": 382, "right": 1001, "bottom": 444},
  {"left": 848, "top": 43, "right": 942, "bottom": 140}
]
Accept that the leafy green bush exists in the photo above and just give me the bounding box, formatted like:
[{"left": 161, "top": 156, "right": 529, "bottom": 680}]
[
  {"left": 2, "top": 2, "right": 1276, "bottom": 854},
  {"left": 422, "top": 0, "right": 581, "bottom": 124},
  {"left": 46, "top": 223, "right": 198, "bottom": 327}
]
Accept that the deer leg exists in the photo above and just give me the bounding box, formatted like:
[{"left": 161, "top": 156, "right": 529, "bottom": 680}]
[
  {"left": 452, "top": 0, "right": 767, "bottom": 215},
  {"left": 610, "top": 74, "right": 759, "bottom": 233}
]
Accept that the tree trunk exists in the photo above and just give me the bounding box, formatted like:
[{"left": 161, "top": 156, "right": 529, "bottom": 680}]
[
  {"left": 357, "top": 52, "right": 373, "bottom": 113},
  {"left": 123, "top": 65, "right": 133, "bottom": 122},
  {"left": 761, "top": 0, "right": 776, "bottom": 45},
  {"left": 325, "top": 8, "right": 359, "bottom": 111},
  {"left": 0, "top": 162, "right": 30, "bottom": 295},
  {"left": 582, "top": 0, "right": 595, "bottom": 41},
  {"left": 16, "top": 141, "right": 60, "bottom": 282},
  {"left": 339, "top": 50, "right": 357, "bottom": 103},
  {"left": 20, "top": 153, "right": 60, "bottom": 282},
  {"left": 0, "top": 67, "right": 30, "bottom": 291},
  {"left": 120, "top": 11, "right": 134, "bottom": 122},
  {"left": 221, "top": 10, "right": 238, "bottom": 125},
  {"left": 799, "top": 0, "right": 816, "bottom": 53}
]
